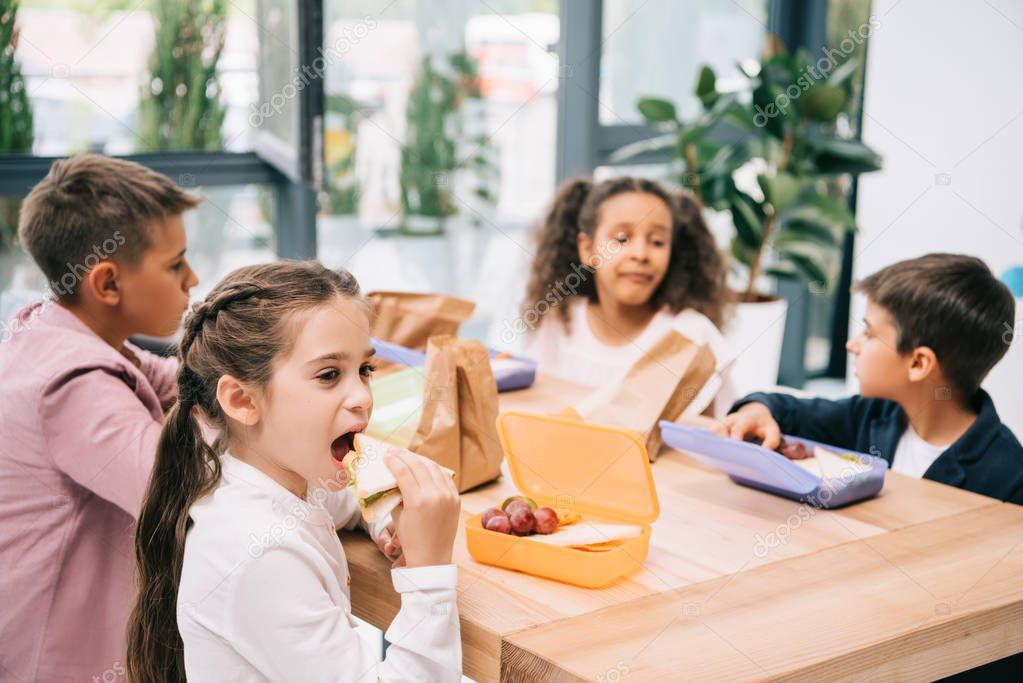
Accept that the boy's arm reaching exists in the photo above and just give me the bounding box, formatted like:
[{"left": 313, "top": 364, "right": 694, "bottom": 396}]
[
  {"left": 726, "top": 392, "right": 873, "bottom": 452},
  {"left": 40, "top": 368, "right": 161, "bottom": 518}
]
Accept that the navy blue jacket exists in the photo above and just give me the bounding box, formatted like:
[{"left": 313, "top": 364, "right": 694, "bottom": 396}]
[{"left": 732, "top": 390, "right": 1023, "bottom": 504}]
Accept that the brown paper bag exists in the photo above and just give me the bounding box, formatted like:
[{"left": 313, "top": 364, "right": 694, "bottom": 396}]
[
  {"left": 575, "top": 330, "right": 716, "bottom": 460},
  {"left": 409, "top": 335, "right": 503, "bottom": 492},
  {"left": 368, "top": 291, "right": 475, "bottom": 351}
]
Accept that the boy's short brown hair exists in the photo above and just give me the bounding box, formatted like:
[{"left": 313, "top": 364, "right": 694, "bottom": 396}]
[
  {"left": 17, "top": 154, "right": 200, "bottom": 300},
  {"left": 854, "top": 253, "right": 1015, "bottom": 397}
]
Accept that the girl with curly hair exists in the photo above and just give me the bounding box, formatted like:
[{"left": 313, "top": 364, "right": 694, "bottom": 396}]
[{"left": 522, "top": 176, "right": 735, "bottom": 415}]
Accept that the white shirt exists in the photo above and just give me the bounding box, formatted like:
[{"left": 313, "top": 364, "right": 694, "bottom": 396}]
[
  {"left": 891, "top": 427, "right": 950, "bottom": 478},
  {"left": 524, "top": 297, "right": 736, "bottom": 417},
  {"left": 177, "top": 454, "right": 462, "bottom": 682}
]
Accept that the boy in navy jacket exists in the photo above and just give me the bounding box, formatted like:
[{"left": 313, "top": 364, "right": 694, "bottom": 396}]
[{"left": 717, "top": 254, "right": 1022, "bottom": 504}]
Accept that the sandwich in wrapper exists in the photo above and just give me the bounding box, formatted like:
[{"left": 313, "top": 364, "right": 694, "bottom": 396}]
[{"left": 343, "top": 434, "right": 455, "bottom": 524}]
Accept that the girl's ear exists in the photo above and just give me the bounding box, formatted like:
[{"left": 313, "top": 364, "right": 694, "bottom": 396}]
[
  {"left": 577, "top": 231, "right": 595, "bottom": 268},
  {"left": 216, "top": 374, "right": 261, "bottom": 426},
  {"left": 906, "top": 346, "right": 939, "bottom": 384},
  {"left": 84, "top": 261, "right": 122, "bottom": 306}
]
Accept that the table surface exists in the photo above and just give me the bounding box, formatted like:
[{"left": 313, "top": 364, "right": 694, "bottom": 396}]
[{"left": 341, "top": 375, "right": 1023, "bottom": 682}]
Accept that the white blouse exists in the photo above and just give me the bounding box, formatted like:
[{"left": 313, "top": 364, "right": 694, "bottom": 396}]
[
  {"left": 177, "top": 454, "right": 462, "bottom": 682},
  {"left": 524, "top": 296, "right": 736, "bottom": 417}
]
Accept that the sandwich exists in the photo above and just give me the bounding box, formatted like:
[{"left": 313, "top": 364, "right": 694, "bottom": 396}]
[{"left": 343, "top": 434, "right": 454, "bottom": 523}]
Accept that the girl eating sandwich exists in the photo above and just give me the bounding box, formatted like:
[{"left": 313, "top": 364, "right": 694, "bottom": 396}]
[{"left": 125, "top": 261, "right": 463, "bottom": 682}]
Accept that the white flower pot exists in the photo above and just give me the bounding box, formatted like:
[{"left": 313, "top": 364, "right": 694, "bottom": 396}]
[{"left": 724, "top": 295, "right": 789, "bottom": 398}]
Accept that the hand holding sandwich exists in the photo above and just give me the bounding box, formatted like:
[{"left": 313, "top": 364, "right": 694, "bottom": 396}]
[{"left": 384, "top": 450, "right": 460, "bottom": 567}]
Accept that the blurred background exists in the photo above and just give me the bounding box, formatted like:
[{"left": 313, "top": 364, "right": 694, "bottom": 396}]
[{"left": 1, "top": 0, "right": 1020, "bottom": 435}]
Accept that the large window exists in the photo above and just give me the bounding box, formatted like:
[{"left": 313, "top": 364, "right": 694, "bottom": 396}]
[
  {"left": 599, "top": 0, "right": 768, "bottom": 126},
  {"left": 316, "top": 1, "right": 560, "bottom": 344},
  {"left": 16, "top": 1, "right": 259, "bottom": 155}
]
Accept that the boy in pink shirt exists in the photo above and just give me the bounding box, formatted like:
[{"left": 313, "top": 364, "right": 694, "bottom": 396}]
[{"left": 0, "top": 154, "right": 200, "bottom": 681}]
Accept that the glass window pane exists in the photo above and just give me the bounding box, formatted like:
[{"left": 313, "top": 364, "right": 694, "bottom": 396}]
[
  {"left": 0, "top": 185, "right": 275, "bottom": 318},
  {"left": 599, "top": 0, "right": 767, "bottom": 125},
  {"left": 15, "top": 1, "right": 259, "bottom": 155},
  {"left": 803, "top": 0, "right": 873, "bottom": 375},
  {"left": 317, "top": 0, "right": 560, "bottom": 345}
]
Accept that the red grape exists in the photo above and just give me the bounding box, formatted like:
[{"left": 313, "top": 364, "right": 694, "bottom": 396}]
[
  {"left": 481, "top": 507, "right": 504, "bottom": 528},
  {"left": 508, "top": 508, "right": 536, "bottom": 536},
  {"left": 484, "top": 514, "right": 512, "bottom": 534},
  {"left": 533, "top": 507, "right": 558, "bottom": 534},
  {"left": 779, "top": 439, "right": 811, "bottom": 460}
]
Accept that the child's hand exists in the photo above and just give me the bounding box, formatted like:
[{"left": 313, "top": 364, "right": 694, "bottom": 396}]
[
  {"left": 374, "top": 521, "right": 402, "bottom": 563},
  {"left": 384, "top": 451, "right": 460, "bottom": 568},
  {"left": 712, "top": 402, "right": 782, "bottom": 451}
]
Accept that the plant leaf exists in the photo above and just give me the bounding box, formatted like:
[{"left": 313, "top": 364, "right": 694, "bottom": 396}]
[
  {"left": 695, "top": 65, "right": 717, "bottom": 107},
  {"left": 729, "top": 190, "right": 763, "bottom": 248},
  {"left": 797, "top": 84, "right": 846, "bottom": 122},
  {"left": 775, "top": 247, "right": 831, "bottom": 289},
  {"left": 757, "top": 172, "right": 802, "bottom": 214},
  {"left": 730, "top": 235, "right": 757, "bottom": 269},
  {"left": 775, "top": 218, "right": 838, "bottom": 248},
  {"left": 800, "top": 192, "right": 857, "bottom": 231},
  {"left": 637, "top": 97, "right": 678, "bottom": 123},
  {"left": 810, "top": 138, "right": 883, "bottom": 174},
  {"left": 779, "top": 203, "right": 849, "bottom": 233},
  {"left": 608, "top": 132, "right": 678, "bottom": 163}
]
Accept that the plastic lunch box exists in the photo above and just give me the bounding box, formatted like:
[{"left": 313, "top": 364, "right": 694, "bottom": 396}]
[
  {"left": 372, "top": 337, "right": 537, "bottom": 392},
  {"left": 658, "top": 421, "right": 887, "bottom": 508},
  {"left": 465, "top": 410, "right": 660, "bottom": 588}
]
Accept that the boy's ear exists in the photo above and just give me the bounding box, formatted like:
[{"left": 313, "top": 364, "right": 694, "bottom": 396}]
[
  {"left": 217, "top": 375, "right": 261, "bottom": 426},
  {"left": 577, "top": 231, "right": 595, "bottom": 267},
  {"left": 84, "top": 261, "right": 122, "bottom": 307},
  {"left": 906, "top": 346, "right": 939, "bottom": 384}
]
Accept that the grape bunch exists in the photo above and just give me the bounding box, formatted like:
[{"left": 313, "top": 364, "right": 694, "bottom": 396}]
[{"left": 481, "top": 496, "right": 559, "bottom": 536}]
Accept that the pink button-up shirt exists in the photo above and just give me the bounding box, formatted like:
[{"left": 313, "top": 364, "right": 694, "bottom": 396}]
[{"left": 0, "top": 299, "right": 178, "bottom": 681}]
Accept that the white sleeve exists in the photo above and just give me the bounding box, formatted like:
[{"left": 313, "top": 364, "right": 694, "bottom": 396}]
[
  {"left": 229, "top": 546, "right": 461, "bottom": 682},
  {"left": 383, "top": 566, "right": 462, "bottom": 682}
]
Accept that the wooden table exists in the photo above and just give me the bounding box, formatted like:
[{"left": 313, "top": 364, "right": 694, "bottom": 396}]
[{"left": 342, "top": 375, "right": 1023, "bottom": 681}]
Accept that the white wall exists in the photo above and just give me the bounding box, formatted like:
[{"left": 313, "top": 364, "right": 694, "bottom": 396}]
[{"left": 854, "top": 0, "right": 1023, "bottom": 437}]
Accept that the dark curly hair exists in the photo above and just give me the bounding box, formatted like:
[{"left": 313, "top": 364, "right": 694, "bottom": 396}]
[{"left": 522, "top": 175, "right": 727, "bottom": 330}]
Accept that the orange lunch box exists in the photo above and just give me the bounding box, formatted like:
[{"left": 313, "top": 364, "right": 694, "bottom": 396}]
[{"left": 465, "top": 410, "right": 660, "bottom": 588}]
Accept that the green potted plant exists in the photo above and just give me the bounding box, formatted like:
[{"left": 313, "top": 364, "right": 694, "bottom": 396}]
[
  {"left": 613, "top": 37, "right": 882, "bottom": 391},
  {"left": 399, "top": 51, "right": 495, "bottom": 235},
  {"left": 138, "top": 0, "right": 229, "bottom": 278},
  {"left": 317, "top": 93, "right": 368, "bottom": 264},
  {"left": 138, "top": 0, "right": 226, "bottom": 151},
  {"left": 0, "top": 0, "right": 33, "bottom": 290},
  {"left": 322, "top": 94, "right": 361, "bottom": 219}
]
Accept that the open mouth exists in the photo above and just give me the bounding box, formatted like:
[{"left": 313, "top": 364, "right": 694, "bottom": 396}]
[
  {"left": 620, "top": 272, "right": 653, "bottom": 283},
  {"left": 330, "top": 432, "right": 356, "bottom": 465}
]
